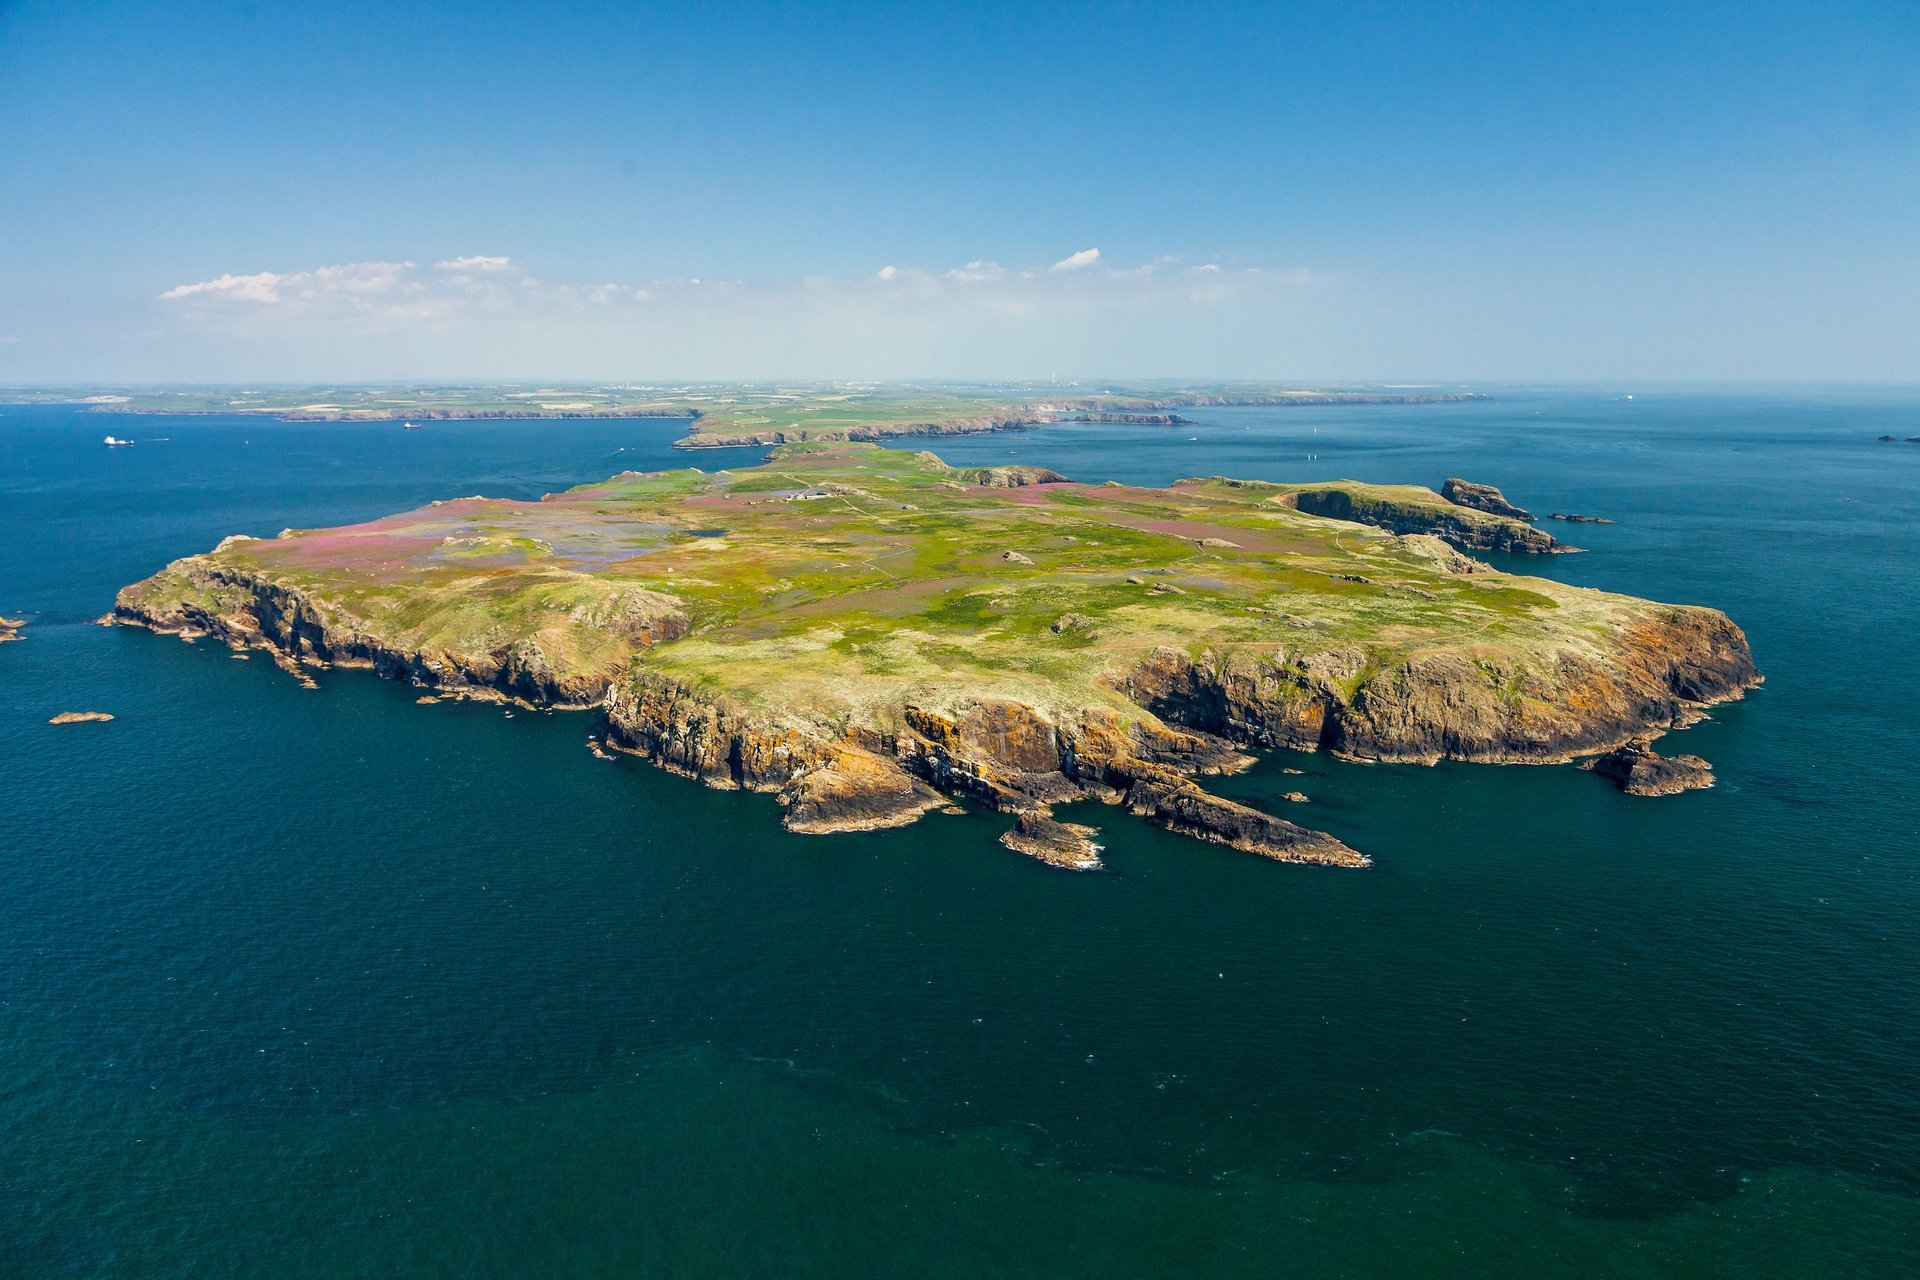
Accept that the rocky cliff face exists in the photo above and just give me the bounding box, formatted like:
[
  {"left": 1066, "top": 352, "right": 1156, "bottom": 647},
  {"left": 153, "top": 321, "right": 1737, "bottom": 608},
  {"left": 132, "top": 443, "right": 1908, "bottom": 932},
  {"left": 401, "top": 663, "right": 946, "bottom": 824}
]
[
  {"left": 1440, "top": 478, "right": 1534, "bottom": 521},
  {"left": 1286, "top": 486, "right": 1566, "bottom": 554},
  {"left": 114, "top": 553, "right": 680, "bottom": 707},
  {"left": 1121, "top": 608, "right": 1757, "bottom": 765}
]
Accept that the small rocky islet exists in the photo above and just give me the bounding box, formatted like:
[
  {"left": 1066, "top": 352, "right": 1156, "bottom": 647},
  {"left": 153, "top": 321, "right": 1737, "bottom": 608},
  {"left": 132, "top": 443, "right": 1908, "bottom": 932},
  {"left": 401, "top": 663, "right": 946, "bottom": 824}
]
[{"left": 113, "top": 444, "right": 1758, "bottom": 869}]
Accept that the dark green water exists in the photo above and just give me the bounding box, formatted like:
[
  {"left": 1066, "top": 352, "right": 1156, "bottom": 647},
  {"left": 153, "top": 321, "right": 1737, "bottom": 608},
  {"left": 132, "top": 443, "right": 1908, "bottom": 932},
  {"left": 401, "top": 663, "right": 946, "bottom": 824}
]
[{"left": 2, "top": 392, "right": 1916, "bottom": 1277}]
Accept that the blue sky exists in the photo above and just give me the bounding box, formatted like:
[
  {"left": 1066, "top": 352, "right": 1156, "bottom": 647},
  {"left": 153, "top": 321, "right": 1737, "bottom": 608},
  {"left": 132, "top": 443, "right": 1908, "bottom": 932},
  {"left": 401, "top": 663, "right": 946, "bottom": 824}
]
[{"left": 1, "top": 0, "right": 1915, "bottom": 383}]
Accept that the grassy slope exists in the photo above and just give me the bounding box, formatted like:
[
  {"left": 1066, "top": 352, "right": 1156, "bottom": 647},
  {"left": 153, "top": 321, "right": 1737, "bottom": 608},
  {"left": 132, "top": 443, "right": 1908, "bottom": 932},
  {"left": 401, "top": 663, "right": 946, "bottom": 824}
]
[{"left": 124, "top": 444, "right": 1656, "bottom": 739}]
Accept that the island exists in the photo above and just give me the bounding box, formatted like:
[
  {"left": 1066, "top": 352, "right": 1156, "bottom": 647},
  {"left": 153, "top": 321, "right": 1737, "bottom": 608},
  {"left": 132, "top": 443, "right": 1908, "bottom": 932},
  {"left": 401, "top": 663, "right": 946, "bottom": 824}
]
[
  {"left": 113, "top": 443, "right": 1758, "bottom": 869},
  {"left": 0, "top": 615, "right": 21, "bottom": 644}
]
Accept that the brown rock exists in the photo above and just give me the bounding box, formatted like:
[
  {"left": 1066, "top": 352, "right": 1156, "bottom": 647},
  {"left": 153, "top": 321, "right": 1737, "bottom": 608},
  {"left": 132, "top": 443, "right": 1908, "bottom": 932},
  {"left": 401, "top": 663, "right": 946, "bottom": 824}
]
[
  {"left": 1440, "top": 478, "right": 1534, "bottom": 521},
  {"left": 1000, "top": 814, "right": 1104, "bottom": 870},
  {"left": 782, "top": 746, "right": 947, "bottom": 834},
  {"left": 1585, "top": 740, "right": 1715, "bottom": 796}
]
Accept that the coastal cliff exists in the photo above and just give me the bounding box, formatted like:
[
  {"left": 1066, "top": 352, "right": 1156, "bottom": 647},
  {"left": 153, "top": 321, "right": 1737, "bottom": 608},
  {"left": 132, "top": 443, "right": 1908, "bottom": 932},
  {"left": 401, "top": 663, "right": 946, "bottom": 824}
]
[
  {"left": 1282, "top": 482, "right": 1568, "bottom": 554},
  {"left": 1440, "top": 478, "right": 1534, "bottom": 521},
  {"left": 115, "top": 443, "right": 1756, "bottom": 869}
]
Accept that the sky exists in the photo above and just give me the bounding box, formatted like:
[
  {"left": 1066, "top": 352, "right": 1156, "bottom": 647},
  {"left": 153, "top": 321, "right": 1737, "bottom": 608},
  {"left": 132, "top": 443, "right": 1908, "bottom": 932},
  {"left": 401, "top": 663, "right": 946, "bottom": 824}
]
[{"left": 0, "top": 0, "right": 1915, "bottom": 384}]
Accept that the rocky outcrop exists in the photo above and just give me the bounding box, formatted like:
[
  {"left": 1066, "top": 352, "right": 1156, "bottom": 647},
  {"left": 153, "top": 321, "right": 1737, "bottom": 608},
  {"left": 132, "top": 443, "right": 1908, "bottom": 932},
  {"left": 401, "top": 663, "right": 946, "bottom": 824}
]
[
  {"left": 1287, "top": 486, "right": 1567, "bottom": 554},
  {"left": 1121, "top": 612, "right": 1757, "bottom": 765},
  {"left": 1440, "top": 478, "right": 1533, "bottom": 521},
  {"left": 1000, "top": 814, "right": 1103, "bottom": 870},
  {"left": 49, "top": 711, "right": 113, "bottom": 725},
  {"left": 955, "top": 464, "right": 1070, "bottom": 488},
  {"left": 114, "top": 554, "right": 681, "bottom": 707},
  {"left": 782, "top": 747, "right": 949, "bottom": 833},
  {"left": 1585, "top": 740, "right": 1715, "bottom": 795},
  {"left": 1549, "top": 512, "right": 1615, "bottom": 524},
  {"left": 0, "top": 615, "right": 22, "bottom": 643},
  {"left": 1116, "top": 759, "right": 1367, "bottom": 866}
]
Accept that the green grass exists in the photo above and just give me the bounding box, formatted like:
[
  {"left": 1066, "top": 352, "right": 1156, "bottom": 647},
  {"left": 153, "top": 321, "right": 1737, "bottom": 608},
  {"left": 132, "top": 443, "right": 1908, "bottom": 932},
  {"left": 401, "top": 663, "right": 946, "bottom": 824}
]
[{"left": 124, "top": 442, "right": 1672, "bottom": 737}]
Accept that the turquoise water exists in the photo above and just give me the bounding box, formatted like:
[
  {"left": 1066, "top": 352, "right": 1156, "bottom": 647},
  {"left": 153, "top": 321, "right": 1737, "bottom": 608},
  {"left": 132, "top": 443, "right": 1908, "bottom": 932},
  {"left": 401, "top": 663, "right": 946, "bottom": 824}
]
[{"left": 1, "top": 392, "right": 1917, "bottom": 1276}]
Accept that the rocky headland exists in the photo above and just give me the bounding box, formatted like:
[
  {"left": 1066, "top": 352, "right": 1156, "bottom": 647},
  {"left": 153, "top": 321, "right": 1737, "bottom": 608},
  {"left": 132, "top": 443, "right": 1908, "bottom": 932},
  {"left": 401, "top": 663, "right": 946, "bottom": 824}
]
[
  {"left": 115, "top": 443, "right": 1757, "bottom": 869},
  {"left": 1277, "top": 481, "right": 1570, "bottom": 554},
  {"left": 1440, "top": 478, "right": 1533, "bottom": 521}
]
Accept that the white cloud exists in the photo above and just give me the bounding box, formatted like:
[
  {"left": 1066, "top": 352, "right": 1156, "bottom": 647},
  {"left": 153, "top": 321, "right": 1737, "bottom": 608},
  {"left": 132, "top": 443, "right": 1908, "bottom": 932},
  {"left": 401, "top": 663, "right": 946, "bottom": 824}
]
[
  {"left": 159, "top": 271, "right": 291, "bottom": 304},
  {"left": 149, "top": 251, "right": 1322, "bottom": 374},
  {"left": 433, "top": 255, "right": 516, "bottom": 272},
  {"left": 946, "top": 259, "right": 1006, "bottom": 282},
  {"left": 1052, "top": 247, "right": 1101, "bottom": 272}
]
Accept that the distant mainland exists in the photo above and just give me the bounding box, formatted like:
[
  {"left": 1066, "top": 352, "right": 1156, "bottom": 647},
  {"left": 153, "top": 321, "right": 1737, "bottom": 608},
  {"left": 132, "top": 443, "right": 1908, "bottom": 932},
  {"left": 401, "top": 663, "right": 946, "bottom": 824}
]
[{"left": 6, "top": 382, "right": 1485, "bottom": 451}]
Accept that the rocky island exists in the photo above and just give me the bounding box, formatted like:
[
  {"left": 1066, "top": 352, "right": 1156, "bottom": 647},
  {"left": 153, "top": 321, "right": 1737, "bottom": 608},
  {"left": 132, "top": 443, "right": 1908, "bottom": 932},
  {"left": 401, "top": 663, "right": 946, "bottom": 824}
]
[{"left": 114, "top": 444, "right": 1758, "bottom": 869}]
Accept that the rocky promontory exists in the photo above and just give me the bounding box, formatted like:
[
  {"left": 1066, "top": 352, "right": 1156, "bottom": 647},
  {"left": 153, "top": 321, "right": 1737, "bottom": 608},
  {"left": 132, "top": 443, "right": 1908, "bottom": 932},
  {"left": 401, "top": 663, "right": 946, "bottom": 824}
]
[
  {"left": 1440, "top": 478, "right": 1533, "bottom": 521},
  {"left": 1277, "top": 482, "right": 1569, "bottom": 554},
  {"left": 115, "top": 443, "right": 1756, "bottom": 869},
  {"left": 1585, "top": 740, "right": 1716, "bottom": 795}
]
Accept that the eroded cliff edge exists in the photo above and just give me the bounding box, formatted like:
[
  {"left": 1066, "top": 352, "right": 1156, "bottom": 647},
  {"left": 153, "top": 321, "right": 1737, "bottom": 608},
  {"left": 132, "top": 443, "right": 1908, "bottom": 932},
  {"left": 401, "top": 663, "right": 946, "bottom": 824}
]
[{"left": 114, "top": 444, "right": 1758, "bottom": 870}]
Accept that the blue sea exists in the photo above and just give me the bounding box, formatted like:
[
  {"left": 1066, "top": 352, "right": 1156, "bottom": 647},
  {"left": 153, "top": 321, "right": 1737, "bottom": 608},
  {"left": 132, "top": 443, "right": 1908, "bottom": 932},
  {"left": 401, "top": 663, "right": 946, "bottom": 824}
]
[{"left": 1, "top": 390, "right": 1917, "bottom": 1277}]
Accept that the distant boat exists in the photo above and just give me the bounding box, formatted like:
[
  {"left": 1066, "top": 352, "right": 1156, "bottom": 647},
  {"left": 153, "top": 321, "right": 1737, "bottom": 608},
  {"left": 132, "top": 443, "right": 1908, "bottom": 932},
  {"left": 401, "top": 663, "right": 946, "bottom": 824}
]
[
  {"left": 403, "top": 421, "right": 422, "bottom": 430},
  {"left": 103, "top": 435, "right": 134, "bottom": 447}
]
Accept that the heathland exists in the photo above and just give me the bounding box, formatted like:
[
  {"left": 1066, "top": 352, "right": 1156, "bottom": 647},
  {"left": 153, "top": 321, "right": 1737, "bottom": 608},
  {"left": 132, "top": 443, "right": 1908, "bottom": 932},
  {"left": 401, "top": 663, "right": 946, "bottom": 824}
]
[{"left": 114, "top": 443, "right": 1756, "bottom": 869}]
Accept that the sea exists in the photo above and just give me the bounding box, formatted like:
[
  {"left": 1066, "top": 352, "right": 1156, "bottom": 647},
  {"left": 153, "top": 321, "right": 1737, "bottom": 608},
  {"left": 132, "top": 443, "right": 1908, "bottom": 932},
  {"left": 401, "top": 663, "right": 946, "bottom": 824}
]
[{"left": 1, "top": 390, "right": 1916, "bottom": 1277}]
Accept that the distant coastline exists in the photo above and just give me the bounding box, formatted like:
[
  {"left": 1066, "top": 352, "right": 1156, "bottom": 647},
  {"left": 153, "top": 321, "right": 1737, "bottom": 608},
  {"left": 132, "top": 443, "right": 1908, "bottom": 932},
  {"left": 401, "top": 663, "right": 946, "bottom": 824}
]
[{"left": 11, "top": 384, "right": 1489, "bottom": 451}]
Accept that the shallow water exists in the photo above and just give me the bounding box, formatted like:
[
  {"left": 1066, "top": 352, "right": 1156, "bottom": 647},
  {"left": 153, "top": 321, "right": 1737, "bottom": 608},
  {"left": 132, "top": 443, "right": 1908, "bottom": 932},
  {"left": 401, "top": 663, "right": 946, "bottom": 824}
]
[{"left": 2, "top": 392, "right": 1917, "bottom": 1276}]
